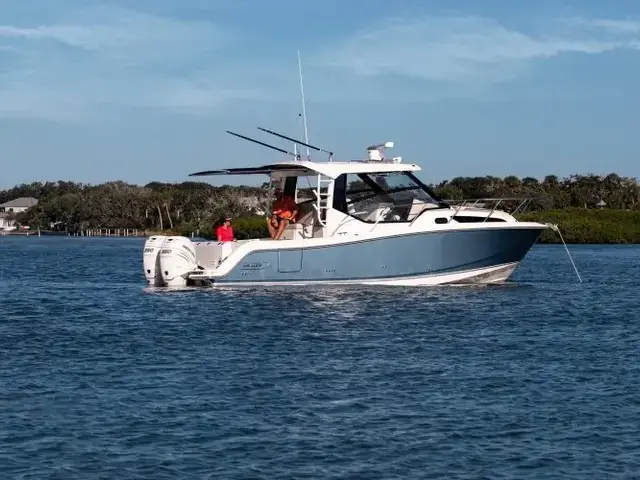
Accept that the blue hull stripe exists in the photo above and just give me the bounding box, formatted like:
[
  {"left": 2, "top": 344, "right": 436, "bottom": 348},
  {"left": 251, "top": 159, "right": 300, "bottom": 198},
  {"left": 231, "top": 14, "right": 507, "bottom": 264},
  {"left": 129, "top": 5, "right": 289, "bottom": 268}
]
[{"left": 215, "top": 227, "right": 544, "bottom": 284}]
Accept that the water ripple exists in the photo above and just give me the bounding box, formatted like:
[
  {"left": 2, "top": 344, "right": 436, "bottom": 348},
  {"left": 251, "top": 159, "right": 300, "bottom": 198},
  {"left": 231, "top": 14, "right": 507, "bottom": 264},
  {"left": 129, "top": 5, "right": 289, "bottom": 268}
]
[{"left": 1, "top": 238, "right": 639, "bottom": 478}]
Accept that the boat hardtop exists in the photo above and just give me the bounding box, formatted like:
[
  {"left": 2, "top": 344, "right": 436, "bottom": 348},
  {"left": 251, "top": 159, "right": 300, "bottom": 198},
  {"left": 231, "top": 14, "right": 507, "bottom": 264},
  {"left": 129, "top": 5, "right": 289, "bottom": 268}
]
[{"left": 188, "top": 158, "right": 422, "bottom": 179}]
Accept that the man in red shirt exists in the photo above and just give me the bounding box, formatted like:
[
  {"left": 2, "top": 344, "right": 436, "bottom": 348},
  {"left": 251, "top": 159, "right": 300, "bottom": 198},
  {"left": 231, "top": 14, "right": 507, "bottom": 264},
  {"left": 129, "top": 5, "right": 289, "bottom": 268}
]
[
  {"left": 267, "top": 188, "right": 298, "bottom": 240},
  {"left": 216, "top": 217, "right": 235, "bottom": 242}
]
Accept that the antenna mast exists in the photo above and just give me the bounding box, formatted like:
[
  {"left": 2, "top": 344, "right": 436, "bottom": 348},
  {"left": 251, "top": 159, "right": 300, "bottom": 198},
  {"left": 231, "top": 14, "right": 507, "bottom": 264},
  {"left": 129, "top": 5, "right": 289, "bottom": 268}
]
[{"left": 297, "top": 49, "right": 310, "bottom": 160}]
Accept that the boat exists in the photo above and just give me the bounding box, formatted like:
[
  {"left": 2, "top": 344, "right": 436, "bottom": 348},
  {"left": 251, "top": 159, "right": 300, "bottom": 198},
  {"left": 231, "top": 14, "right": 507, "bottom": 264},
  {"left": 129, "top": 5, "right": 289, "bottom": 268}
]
[{"left": 142, "top": 130, "right": 548, "bottom": 288}]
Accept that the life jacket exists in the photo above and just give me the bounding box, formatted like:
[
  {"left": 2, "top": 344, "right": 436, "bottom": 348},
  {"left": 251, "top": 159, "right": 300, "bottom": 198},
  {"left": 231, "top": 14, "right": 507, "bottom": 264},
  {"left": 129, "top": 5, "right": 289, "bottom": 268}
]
[{"left": 273, "top": 196, "right": 296, "bottom": 220}]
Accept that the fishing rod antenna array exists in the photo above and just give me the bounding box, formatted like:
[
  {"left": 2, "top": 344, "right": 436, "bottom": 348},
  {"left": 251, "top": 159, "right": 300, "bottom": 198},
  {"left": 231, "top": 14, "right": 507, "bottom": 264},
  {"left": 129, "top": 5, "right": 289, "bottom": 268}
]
[
  {"left": 225, "top": 128, "right": 334, "bottom": 162},
  {"left": 225, "top": 50, "right": 334, "bottom": 162},
  {"left": 225, "top": 130, "right": 301, "bottom": 161},
  {"left": 258, "top": 127, "right": 333, "bottom": 162}
]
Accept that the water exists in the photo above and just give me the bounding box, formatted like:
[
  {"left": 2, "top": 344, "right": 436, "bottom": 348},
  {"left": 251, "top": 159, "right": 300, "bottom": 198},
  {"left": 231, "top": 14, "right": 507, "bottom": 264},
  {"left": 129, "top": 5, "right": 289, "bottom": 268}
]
[{"left": 1, "top": 237, "right": 640, "bottom": 479}]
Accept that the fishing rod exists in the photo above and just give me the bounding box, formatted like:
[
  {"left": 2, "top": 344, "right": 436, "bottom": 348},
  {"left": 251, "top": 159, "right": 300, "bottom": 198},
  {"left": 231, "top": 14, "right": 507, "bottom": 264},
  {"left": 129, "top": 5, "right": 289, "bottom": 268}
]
[
  {"left": 225, "top": 130, "right": 300, "bottom": 160},
  {"left": 257, "top": 127, "right": 334, "bottom": 161}
]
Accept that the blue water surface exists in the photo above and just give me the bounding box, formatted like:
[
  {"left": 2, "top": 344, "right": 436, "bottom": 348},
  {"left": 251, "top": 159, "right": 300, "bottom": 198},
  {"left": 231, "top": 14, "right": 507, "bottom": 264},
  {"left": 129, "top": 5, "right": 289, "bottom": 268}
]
[{"left": 1, "top": 237, "right": 639, "bottom": 479}]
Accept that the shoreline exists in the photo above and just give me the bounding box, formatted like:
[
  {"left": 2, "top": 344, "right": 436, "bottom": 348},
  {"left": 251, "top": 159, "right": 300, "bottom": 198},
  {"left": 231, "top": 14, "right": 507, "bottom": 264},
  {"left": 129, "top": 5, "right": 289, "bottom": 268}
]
[
  {"left": 2, "top": 230, "right": 639, "bottom": 245},
  {"left": 0, "top": 230, "right": 150, "bottom": 238}
]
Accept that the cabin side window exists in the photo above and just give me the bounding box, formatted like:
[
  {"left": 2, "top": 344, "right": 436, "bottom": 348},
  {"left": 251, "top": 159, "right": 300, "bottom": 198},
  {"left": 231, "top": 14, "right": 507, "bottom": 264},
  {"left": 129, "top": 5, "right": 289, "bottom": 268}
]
[
  {"left": 333, "top": 171, "right": 444, "bottom": 223},
  {"left": 452, "top": 215, "right": 506, "bottom": 223}
]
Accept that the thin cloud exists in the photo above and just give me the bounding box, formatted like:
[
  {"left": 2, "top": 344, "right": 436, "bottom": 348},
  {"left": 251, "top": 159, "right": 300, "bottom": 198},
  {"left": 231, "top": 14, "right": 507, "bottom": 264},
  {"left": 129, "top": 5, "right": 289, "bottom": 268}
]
[
  {"left": 566, "top": 17, "right": 640, "bottom": 35},
  {"left": 594, "top": 19, "right": 640, "bottom": 34},
  {"left": 0, "top": 5, "right": 264, "bottom": 121},
  {"left": 0, "top": 6, "right": 227, "bottom": 62},
  {"left": 2, "top": 7, "right": 640, "bottom": 121},
  {"left": 0, "top": 26, "right": 49, "bottom": 39},
  {"left": 315, "top": 15, "right": 640, "bottom": 84}
]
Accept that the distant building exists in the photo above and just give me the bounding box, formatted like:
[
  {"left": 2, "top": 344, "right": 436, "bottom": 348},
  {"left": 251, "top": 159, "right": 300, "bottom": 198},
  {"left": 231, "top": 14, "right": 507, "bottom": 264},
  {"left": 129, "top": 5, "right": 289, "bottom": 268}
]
[
  {"left": 0, "top": 197, "right": 38, "bottom": 230},
  {"left": 0, "top": 197, "right": 38, "bottom": 213},
  {"left": 595, "top": 199, "right": 606, "bottom": 209}
]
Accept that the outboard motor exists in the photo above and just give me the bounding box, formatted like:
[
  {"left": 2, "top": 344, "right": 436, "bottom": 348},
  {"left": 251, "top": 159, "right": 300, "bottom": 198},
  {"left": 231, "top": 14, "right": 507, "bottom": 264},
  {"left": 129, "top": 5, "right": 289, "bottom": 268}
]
[
  {"left": 143, "top": 235, "right": 167, "bottom": 286},
  {"left": 159, "top": 236, "right": 198, "bottom": 287}
]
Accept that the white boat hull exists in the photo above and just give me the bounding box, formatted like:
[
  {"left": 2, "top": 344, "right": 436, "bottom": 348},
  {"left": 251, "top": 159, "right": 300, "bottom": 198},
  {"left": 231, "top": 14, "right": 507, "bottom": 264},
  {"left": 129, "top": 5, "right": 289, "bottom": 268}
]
[{"left": 143, "top": 224, "right": 543, "bottom": 289}]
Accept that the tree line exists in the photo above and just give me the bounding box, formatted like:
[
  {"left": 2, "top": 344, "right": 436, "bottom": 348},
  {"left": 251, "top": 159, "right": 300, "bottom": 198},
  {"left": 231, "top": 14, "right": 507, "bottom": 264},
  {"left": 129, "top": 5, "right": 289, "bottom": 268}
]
[
  {"left": 1, "top": 181, "right": 271, "bottom": 234},
  {"left": 433, "top": 173, "right": 640, "bottom": 210},
  {"left": 1, "top": 173, "right": 639, "bottom": 237}
]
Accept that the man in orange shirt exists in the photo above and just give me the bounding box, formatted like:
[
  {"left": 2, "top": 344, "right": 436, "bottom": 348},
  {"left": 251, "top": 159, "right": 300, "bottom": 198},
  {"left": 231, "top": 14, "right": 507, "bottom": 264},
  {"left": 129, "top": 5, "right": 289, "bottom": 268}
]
[
  {"left": 216, "top": 217, "right": 235, "bottom": 242},
  {"left": 267, "top": 187, "right": 298, "bottom": 240}
]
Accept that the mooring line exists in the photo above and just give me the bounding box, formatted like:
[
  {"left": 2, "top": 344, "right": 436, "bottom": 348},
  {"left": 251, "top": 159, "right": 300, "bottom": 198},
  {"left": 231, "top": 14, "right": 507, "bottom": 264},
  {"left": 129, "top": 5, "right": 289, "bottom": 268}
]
[{"left": 546, "top": 223, "right": 583, "bottom": 283}]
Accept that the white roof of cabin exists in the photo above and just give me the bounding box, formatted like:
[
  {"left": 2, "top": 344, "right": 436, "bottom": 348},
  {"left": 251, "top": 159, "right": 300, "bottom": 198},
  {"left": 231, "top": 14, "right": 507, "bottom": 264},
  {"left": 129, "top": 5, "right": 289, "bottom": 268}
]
[{"left": 189, "top": 160, "right": 421, "bottom": 180}]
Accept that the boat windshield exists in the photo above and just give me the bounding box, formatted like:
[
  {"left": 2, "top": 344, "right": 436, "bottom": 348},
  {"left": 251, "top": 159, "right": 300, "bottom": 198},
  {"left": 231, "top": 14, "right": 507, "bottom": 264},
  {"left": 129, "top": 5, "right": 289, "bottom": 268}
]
[{"left": 334, "top": 171, "right": 445, "bottom": 223}]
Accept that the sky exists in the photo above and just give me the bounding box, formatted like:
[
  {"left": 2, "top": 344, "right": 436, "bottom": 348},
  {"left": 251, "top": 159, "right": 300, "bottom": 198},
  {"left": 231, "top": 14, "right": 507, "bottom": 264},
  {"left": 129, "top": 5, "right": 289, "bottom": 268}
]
[{"left": 1, "top": 0, "right": 640, "bottom": 188}]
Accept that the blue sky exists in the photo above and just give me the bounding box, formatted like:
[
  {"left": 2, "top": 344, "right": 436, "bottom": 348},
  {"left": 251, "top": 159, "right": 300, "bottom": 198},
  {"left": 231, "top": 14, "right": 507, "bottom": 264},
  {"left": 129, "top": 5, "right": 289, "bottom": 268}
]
[{"left": 1, "top": 0, "right": 640, "bottom": 188}]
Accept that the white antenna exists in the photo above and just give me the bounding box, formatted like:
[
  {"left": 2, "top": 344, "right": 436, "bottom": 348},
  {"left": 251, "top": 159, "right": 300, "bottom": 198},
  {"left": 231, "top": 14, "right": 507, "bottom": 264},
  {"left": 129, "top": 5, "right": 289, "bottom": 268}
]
[{"left": 297, "top": 49, "right": 310, "bottom": 160}]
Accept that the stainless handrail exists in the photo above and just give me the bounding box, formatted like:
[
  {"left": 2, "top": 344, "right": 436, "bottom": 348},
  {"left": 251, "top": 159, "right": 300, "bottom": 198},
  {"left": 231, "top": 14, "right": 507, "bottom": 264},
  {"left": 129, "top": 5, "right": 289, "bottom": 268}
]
[{"left": 441, "top": 196, "right": 536, "bottom": 216}]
